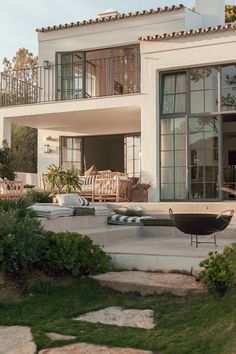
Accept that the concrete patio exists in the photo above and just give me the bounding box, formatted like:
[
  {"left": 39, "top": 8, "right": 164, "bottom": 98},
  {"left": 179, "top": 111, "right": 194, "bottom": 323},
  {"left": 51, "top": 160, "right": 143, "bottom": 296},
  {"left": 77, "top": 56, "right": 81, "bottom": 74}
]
[{"left": 42, "top": 202, "right": 236, "bottom": 274}]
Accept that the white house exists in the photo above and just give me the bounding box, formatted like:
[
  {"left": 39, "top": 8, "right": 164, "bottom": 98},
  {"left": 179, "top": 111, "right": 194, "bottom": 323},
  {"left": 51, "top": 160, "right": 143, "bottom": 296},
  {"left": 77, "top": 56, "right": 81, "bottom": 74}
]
[{"left": 1, "top": 0, "right": 236, "bottom": 202}]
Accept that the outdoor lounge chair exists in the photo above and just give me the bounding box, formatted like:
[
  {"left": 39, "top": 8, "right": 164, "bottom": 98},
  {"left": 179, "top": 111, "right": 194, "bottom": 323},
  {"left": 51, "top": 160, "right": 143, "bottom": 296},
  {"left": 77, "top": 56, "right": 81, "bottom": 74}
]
[
  {"left": 169, "top": 208, "right": 234, "bottom": 248},
  {"left": 0, "top": 180, "right": 23, "bottom": 200}
]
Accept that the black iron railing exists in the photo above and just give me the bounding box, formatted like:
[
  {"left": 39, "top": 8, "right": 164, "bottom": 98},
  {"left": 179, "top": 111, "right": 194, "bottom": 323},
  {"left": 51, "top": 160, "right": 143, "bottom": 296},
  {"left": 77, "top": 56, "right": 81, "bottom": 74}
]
[{"left": 0, "top": 54, "right": 140, "bottom": 107}]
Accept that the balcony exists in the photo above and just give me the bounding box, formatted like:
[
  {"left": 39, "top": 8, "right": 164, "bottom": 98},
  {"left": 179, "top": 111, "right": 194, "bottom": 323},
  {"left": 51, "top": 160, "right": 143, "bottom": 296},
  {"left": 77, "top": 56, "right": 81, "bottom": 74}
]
[{"left": 0, "top": 54, "right": 140, "bottom": 108}]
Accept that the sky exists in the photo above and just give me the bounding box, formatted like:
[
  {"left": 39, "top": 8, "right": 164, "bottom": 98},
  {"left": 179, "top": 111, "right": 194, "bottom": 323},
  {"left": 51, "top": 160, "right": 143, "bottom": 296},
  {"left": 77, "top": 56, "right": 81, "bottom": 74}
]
[{"left": 0, "top": 0, "right": 236, "bottom": 68}]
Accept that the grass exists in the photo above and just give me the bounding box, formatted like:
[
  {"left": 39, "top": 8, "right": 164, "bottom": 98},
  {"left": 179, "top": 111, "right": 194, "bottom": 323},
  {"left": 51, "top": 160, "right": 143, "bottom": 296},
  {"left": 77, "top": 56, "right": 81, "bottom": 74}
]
[{"left": 0, "top": 278, "right": 235, "bottom": 353}]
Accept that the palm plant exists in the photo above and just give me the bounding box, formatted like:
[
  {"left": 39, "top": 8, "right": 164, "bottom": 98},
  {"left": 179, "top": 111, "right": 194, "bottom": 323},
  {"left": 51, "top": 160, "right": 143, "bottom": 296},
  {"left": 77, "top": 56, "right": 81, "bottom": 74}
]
[{"left": 46, "top": 164, "right": 82, "bottom": 194}]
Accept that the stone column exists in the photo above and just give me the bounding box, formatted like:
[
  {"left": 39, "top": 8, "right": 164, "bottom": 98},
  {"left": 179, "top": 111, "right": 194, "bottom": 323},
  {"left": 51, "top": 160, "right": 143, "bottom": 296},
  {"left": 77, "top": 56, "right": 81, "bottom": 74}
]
[{"left": 0, "top": 113, "right": 11, "bottom": 146}]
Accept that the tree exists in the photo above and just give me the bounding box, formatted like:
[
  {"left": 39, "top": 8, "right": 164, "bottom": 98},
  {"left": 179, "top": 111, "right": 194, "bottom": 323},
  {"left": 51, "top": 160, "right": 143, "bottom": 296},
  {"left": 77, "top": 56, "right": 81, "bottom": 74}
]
[
  {"left": 2, "top": 48, "right": 38, "bottom": 106},
  {"left": 11, "top": 124, "right": 37, "bottom": 173},
  {"left": 225, "top": 5, "right": 236, "bottom": 23},
  {"left": 2, "top": 49, "right": 38, "bottom": 173},
  {"left": 0, "top": 140, "right": 16, "bottom": 180}
]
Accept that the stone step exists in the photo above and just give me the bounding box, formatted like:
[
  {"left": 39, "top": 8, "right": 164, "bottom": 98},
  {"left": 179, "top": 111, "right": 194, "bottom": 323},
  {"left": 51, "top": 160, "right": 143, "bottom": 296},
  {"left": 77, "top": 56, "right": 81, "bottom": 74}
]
[
  {"left": 104, "top": 235, "right": 234, "bottom": 273},
  {"left": 92, "top": 271, "right": 206, "bottom": 296},
  {"left": 78, "top": 225, "right": 141, "bottom": 245},
  {"left": 42, "top": 215, "right": 108, "bottom": 232}
]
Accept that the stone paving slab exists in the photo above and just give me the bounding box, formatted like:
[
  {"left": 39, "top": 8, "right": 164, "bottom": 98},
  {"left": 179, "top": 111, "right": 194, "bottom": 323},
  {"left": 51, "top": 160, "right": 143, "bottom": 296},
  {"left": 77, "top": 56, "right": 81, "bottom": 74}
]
[
  {"left": 0, "top": 326, "right": 36, "bottom": 354},
  {"left": 92, "top": 271, "right": 206, "bottom": 296},
  {"left": 39, "top": 343, "right": 154, "bottom": 354},
  {"left": 74, "top": 306, "right": 154, "bottom": 329}
]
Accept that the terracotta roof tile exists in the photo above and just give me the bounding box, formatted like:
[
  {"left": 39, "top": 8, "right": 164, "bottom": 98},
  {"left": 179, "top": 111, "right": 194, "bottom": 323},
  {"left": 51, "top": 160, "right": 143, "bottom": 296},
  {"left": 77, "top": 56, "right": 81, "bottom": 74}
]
[
  {"left": 36, "top": 4, "right": 184, "bottom": 33},
  {"left": 139, "top": 23, "right": 236, "bottom": 41}
]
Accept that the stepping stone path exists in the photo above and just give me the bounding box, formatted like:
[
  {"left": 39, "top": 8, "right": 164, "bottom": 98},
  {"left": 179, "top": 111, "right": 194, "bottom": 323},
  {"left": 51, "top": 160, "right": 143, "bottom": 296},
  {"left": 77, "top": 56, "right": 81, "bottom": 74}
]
[
  {"left": 45, "top": 332, "right": 76, "bottom": 341},
  {"left": 39, "top": 343, "right": 154, "bottom": 354},
  {"left": 74, "top": 306, "right": 155, "bottom": 329},
  {"left": 0, "top": 326, "right": 36, "bottom": 354},
  {"left": 93, "top": 271, "right": 206, "bottom": 296}
]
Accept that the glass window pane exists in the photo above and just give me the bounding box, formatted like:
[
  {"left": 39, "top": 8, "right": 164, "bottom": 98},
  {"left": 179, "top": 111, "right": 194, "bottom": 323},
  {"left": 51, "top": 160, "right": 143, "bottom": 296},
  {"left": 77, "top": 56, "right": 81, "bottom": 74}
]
[
  {"left": 161, "top": 135, "right": 174, "bottom": 151},
  {"left": 176, "top": 73, "right": 186, "bottom": 93},
  {"left": 175, "top": 167, "right": 186, "bottom": 183},
  {"left": 191, "top": 91, "right": 204, "bottom": 113},
  {"left": 175, "top": 93, "right": 186, "bottom": 113},
  {"left": 190, "top": 69, "right": 204, "bottom": 91},
  {"left": 190, "top": 133, "right": 204, "bottom": 150},
  {"left": 163, "top": 95, "right": 175, "bottom": 114},
  {"left": 221, "top": 65, "right": 236, "bottom": 111},
  {"left": 161, "top": 151, "right": 174, "bottom": 167},
  {"left": 175, "top": 184, "right": 186, "bottom": 200},
  {"left": 203, "top": 116, "right": 219, "bottom": 133},
  {"left": 205, "top": 68, "right": 218, "bottom": 90},
  {"left": 161, "top": 119, "right": 174, "bottom": 135},
  {"left": 205, "top": 183, "right": 218, "bottom": 198},
  {"left": 191, "top": 166, "right": 204, "bottom": 182},
  {"left": 175, "top": 151, "right": 186, "bottom": 166},
  {"left": 163, "top": 75, "right": 175, "bottom": 94},
  {"left": 191, "top": 183, "right": 204, "bottom": 199},
  {"left": 205, "top": 90, "right": 218, "bottom": 112},
  {"left": 161, "top": 184, "right": 174, "bottom": 199},
  {"left": 205, "top": 166, "right": 218, "bottom": 182},
  {"left": 205, "top": 149, "right": 218, "bottom": 166},
  {"left": 175, "top": 118, "right": 186, "bottom": 134},
  {"left": 175, "top": 134, "right": 185, "bottom": 150},
  {"left": 189, "top": 117, "right": 205, "bottom": 133},
  {"left": 161, "top": 168, "right": 174, "bottom": 183}
]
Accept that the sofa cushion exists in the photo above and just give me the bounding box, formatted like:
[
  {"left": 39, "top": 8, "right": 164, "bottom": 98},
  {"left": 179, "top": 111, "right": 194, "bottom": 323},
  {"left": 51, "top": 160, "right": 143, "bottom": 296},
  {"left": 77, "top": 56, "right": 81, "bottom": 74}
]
[
  {"left": 113, "top": 206, "right": 144, "bottom": 217},
  {"left": 84, "top": 164, "right": 98, "bottom": 176},
  {"left": 29, "top": 205, "right": 74, "bottom": 219},
  {"left": 56, "top": 193, "right": 90, "bottom": 207},
  {"left": 108, "top": 213, "right": 150, "bottom": 226}
]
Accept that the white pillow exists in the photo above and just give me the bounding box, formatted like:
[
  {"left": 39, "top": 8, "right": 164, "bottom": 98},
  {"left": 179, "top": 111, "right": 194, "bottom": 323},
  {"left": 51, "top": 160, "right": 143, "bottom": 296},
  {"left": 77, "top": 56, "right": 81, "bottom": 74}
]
[{"left": 56, "top": 193, "right": 90, "bottom": 207}]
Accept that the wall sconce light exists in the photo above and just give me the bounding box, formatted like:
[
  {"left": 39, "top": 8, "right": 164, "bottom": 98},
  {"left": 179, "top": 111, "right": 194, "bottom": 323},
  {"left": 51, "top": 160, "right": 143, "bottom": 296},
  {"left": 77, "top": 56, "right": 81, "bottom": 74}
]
[
  {"left": 44, "top": 144, "right": 51, "bottom": 153},
  {"left": 43, "top": 60, "right": 51, "bottom": 69}
]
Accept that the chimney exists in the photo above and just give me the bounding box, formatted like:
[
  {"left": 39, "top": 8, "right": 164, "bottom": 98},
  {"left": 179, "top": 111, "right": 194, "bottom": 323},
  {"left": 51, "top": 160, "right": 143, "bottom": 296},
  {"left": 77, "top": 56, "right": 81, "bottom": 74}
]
[
  {"left": 195, "top": 0, "right": 225, "bottom": 26},
  {"left": 98, "top": 9, "right": 121, "bottom": 19}
]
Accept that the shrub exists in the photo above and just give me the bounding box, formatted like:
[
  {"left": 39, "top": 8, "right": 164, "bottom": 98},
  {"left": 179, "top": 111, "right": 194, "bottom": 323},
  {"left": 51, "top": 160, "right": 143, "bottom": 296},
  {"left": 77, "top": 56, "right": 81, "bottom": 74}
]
[
  {"left": 24, "top": 190, "right": 53, "bottom": 203},
  {"left": 0, "top": 209, "right": 43, "bottom": 289},
  {"left": 199, "top": 246, "right": 235, "bottom": 296},
  {"left": 38, "top": 231, "right": 111, "bottom": 277},
  {"left": 0, "top": 197, "right": 34, "bottom": 218}
]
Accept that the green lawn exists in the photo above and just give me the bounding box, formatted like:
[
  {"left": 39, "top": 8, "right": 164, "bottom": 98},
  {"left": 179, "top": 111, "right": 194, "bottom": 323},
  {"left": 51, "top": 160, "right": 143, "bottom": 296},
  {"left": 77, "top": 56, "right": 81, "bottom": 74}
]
[{"left": 0, "top": 278, "right": 235, "bottom": 354}]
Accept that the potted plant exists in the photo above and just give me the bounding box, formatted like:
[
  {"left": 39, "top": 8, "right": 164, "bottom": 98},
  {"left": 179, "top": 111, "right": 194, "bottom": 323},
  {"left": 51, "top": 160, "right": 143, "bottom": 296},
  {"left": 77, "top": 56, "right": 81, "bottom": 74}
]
[
  {"left": 46, "top": 164, "right": 82, "bottom": 194},
  {"left": 128, "top": 181, "right": 151, "bottom": 202}
]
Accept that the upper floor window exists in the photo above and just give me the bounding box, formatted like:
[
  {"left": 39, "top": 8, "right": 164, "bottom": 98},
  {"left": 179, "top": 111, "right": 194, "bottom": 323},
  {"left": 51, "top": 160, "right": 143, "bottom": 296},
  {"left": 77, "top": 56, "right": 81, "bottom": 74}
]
[
  {"left": 161, "top": 72, "right": 187, "bottom": 115},
  {"left": 190, "top": 67, "right": 218, "bottom": 114},
  {"left": 221, "top": 65, "right": 236, "bottom": 111}
]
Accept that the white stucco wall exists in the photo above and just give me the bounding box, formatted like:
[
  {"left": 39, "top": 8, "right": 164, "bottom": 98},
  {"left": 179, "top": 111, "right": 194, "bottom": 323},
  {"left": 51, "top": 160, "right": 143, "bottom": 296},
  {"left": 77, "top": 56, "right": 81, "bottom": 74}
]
[
  {"left": 38, "top": 11, "right": 186, "bottom": 65},
  {"left": 37, "top": 129, "right": 79, "bottom": 174}
]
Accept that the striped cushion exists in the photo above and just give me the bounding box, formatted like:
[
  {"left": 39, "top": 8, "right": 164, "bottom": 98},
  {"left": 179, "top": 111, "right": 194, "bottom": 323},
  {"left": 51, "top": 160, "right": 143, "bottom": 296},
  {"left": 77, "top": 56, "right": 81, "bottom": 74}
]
[
  {"left": 107, "top": 213, "right": 150, "bottom": 226},
  {"left": 56, "top": 194, "right": 90, "bottom": 207}
]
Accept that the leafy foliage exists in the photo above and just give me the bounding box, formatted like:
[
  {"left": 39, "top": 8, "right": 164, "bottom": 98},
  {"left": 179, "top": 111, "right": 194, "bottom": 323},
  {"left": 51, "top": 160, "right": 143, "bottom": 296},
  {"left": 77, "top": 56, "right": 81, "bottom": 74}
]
[
  {"left": 0, "top": 140, "right": 16, "bottom": 180},
  {"left": 38, "top": 231, "right": 111, "bottom": 276},
  {"left": 225, "top": 5, "right": 236, "bottom": 23},
  {"left": 24, "top": 189, "right": 53, "bottom": 203},
  {"left": 11, "top": 124, "right": 37, "bottom": 173},
  {"left": 46, "top": 164, "right": 82, "bottom": 193},
  {"left": 0, "top": 209, "right": 43, "bottom": 290},
  {"left": 199, "top": 246, "right": 235, "bottom": 296}
]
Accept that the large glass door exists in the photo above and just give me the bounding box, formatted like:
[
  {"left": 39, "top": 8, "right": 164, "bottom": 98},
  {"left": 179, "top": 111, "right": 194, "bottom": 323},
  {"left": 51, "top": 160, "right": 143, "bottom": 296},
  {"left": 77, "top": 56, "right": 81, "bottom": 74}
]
[{"left": 188, "top": 116, "right": 221, "bottom": 200}]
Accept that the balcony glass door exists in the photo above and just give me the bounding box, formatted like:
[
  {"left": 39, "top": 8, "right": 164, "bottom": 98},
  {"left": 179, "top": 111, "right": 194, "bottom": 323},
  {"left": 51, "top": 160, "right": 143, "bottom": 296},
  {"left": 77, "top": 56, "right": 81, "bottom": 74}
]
[{"left": 57, "top": 53, "right": 84, "bottom": 100}]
